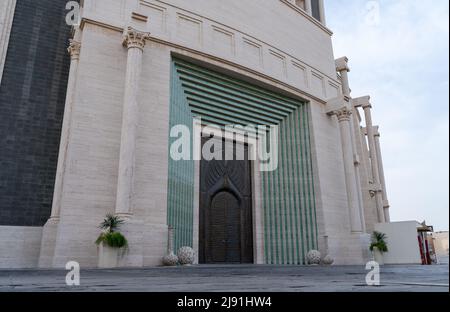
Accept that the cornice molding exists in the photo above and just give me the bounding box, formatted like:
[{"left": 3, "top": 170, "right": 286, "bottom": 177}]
[{"left": 79, "top": 19, "right": 327, "bottom": 105}]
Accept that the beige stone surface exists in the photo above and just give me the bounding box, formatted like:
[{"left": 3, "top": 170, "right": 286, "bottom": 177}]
[{"left": 0, "top": 226, "right": 42, "bottom": 269}]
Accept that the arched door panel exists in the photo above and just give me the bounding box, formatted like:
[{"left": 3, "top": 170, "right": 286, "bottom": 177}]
[
  {"left": 209, "top": 191, "right": 240, "bottom": 263},
  {"left": 199, "top": 138, "right": 254, "bottom": 264}
]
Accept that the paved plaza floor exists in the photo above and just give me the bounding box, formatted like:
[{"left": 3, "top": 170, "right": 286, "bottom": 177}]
[{"left": 0, "top": 262, "right": 448, "bottom": 292}]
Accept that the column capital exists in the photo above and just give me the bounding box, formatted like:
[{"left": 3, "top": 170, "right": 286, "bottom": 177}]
[
  {"left": 326, "top": 95, "right": 350, "bottom": 111},
  {"left": 326, "top": 95, "right": 352, "bottom": 118},
  {"left": 335, "top": 56, "right": 350, "bottom": 72},
  {"left": 352, "top": 95, "right": 372, "bottom": 109},
  {"left": 335, "top": 106, "right": 353, "bottom": 122},
  {"left": 122, "top": 27, "right": 151, "bottom": 51},
  {"left": 67, "top": 39, "right": 81, "bottom": 60}
]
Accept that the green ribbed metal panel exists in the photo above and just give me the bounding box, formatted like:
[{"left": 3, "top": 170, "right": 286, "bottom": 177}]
[
  {"left": 167, "top": 60, "right": 195, "bottom": 252},
  {"left": 168, "top": 58, "right": 318, "bottom": 264}
]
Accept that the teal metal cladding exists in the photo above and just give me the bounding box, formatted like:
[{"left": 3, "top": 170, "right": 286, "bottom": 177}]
[{"left": 167, "top": 58, "right": 318, "bottom": 264}]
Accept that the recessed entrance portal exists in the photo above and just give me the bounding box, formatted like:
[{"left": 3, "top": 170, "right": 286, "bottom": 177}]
[
  {"left": 168, "top": 58, "right": 318, "bottom": 265},
  {"left": 199, "top": 138, "right": 254, "bottom": 264}
]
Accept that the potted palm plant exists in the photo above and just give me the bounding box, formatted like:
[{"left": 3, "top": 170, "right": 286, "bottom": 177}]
[
  {"left": 96, "top": 214, "right": 128, "bottom": 268},
  {"left": 370, "top": 231, "right": 388, "bottom": 265}
]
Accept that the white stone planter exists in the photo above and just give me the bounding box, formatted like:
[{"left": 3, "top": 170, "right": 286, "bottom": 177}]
[
  {"left": 306, "top": 250, "right": 321, "bottom": 265},
  {"left": 372, "top": 247, "right": 384, "bottom": 265},
  {"left": 98, "top": 243, "right": 121, "bottom": 268},
  {"left": 177, "top": 246, "right": 195, "bottom": 265}
]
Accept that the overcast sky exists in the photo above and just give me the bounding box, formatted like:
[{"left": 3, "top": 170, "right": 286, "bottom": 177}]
[{"left": 325, "top": 0, "right": 449, "bottom": 231}]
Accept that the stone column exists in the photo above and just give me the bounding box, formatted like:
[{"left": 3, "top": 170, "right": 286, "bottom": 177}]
[
  {"left": 115, "top": 27, "right": 150, "bottom": 217},
  {"left": 50, "top": 39, "right": 81, "bottom": 220},
  {"left": 328, "top": 97, "right": 363, "bottom": 233},
  {"left": 305, "top": 0, "right": 312, "bottom": 15},
  {"left": 336, "top": 57, "right": 351, "bottom": 96},
  {"left": 374, "top": 126, "right": 390, "bottom": 222},
  {"left": 318, "top": 0, "right": 326, "bottom": 25},
  {"left": 354, "top": 96, "right": 385, "bottom": 223},
  {"left": 336, "top": 57, "right": 366, "bottom": 231},
  {"left": 0, "top": 0, "right": 17, "bottom": 85}
]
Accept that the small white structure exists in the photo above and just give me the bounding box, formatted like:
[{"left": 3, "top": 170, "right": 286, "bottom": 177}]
[{"left": 374, "top": 221, "right": 434, "bottom": 265}]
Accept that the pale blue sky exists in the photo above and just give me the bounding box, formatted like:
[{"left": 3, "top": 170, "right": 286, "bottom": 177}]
[{"left": 325, "top": 0, "right": 449, "bottom": 231}]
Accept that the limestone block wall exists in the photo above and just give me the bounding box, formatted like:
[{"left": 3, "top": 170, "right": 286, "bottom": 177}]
[
  {"left": 0, "top": 226, "right": 43, "bottom": 268},
  {"left": 49, "top": 24, "right": 127, "bottom": 267},
  {"left": 80, "top": 0, "right": 340, "bottom": 102}
]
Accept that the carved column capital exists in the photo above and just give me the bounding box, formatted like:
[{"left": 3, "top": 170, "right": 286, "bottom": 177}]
[
  {"left": 122, "top": 27, "right": 151, "bottom": 51},
  {"left": 335, "top": 106, "right": 353, "bottom": 122},
  {"left": 67, "top": 39, "right": 81, "bottom": 60}
]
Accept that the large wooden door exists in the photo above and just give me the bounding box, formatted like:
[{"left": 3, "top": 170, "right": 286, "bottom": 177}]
[{"left": 199, "top": 139, "right": 254, "bottom": 264}]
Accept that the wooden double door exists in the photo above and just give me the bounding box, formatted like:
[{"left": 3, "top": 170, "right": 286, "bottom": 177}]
[{"left": 199, "top": 139, "right": 254, "bottom": 264}]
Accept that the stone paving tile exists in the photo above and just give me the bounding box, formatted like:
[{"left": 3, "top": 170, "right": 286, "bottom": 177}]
[{"left": 0, "top": 264, "right": 448, "bottom": 292}]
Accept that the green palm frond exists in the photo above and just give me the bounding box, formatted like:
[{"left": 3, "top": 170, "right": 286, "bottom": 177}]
[
  {"left": 99, "top": 213, "right": 125, "bottom": 233},
  {"left": 370, "top": 231, "right": 388, "bottom": 253},
  {"left": 96, "top": 214, "right": 128, "bottom": 248}
]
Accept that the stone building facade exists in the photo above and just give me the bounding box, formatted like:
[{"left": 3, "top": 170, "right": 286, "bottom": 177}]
[{"left": 0, "top": 0, "right": 391, "bottom": 268}]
